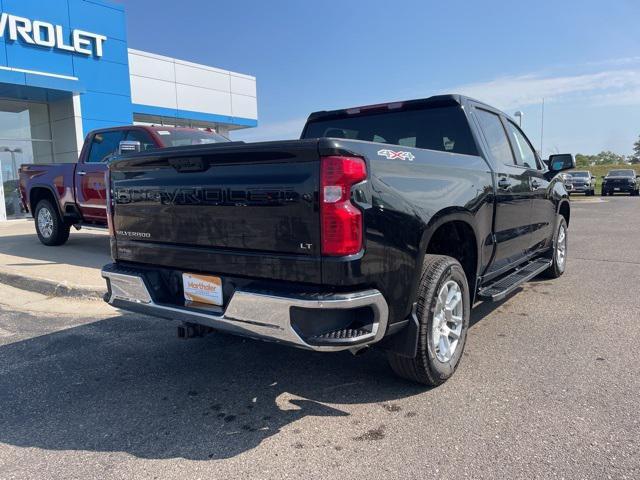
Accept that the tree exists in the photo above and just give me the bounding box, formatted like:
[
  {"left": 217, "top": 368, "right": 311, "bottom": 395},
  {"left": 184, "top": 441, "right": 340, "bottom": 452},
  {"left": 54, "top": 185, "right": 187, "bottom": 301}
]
[
  {"left": 575, "top": 153, "right": 596, "bottom": 167},
  {"left": 574, "top": 151, "right": 628, "bottom": 167},
  {"left": 631, "top": 135, "right": 640, "bottom": 164},
  {"left": 595, "top": 150, "right": 625, "bottom": 165}
]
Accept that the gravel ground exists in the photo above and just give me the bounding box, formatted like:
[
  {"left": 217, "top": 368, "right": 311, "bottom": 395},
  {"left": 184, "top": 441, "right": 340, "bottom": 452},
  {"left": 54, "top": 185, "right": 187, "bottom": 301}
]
[{"left": 0, "top": 197, "right": 638, "bottom": 480}]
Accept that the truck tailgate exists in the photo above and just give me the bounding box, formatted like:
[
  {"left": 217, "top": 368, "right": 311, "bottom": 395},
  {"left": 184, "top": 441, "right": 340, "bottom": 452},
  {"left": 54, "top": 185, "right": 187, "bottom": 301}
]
[{"left": 110, "top": 141, "right": 322, "bottom": 283}]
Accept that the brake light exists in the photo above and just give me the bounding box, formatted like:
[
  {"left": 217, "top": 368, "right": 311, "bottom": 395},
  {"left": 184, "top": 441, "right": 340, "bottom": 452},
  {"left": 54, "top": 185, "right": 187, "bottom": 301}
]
[
  {"left": 320, "top": 156, "right": 367, "bottom": 256},
  {"left": 105, "top": 168, "right": 115, "bottom": 236}
]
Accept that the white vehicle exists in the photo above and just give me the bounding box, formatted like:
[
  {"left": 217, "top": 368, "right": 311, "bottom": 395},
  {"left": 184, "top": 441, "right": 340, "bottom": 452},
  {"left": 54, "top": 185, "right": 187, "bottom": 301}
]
[{"left": 567, "top": 170, "right": 596, "bottom": 196}]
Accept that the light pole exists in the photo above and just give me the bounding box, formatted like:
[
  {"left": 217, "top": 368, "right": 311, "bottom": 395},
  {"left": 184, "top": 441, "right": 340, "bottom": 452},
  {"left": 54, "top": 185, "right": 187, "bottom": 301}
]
[
  {"left": 514, "top": 111, "right": 524, "bottom": 127},
  {"left": 0, "top": 147, "right": 23, "bottom": 181}
]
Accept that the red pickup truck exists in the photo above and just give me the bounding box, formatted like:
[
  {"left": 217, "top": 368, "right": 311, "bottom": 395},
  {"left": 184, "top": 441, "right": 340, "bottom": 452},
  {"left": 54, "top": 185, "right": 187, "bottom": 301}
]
[{"left": 19, "top": 125, "right": 228, "bottom": 246}]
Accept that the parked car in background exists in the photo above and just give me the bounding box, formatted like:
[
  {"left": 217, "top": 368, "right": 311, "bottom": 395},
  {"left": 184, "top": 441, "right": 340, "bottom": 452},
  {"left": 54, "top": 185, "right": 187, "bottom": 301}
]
[
  {"left": 601, "top": 169, "right": 639, "bottom": 196},
  {"left": 568, "top": 170, "right": 596, "bottom": 195},
  {"left": 18, "top": 126, "right": 229, "bottom": 245},
  {"left": 102, "top": 94, "right": 574, "bottom": 386},
  {"left": 560, "top": 172, "right": 574, "bottom": 193}
]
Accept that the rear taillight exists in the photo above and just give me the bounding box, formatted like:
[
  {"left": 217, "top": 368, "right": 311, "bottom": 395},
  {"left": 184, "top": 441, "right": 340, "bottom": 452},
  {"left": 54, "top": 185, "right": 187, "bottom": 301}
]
[
  {"left": 320, "top": 156, "right": 367, "bottom": 256},
  {"left": 105, "top": 168, "right": 115, "bottom": 236}
]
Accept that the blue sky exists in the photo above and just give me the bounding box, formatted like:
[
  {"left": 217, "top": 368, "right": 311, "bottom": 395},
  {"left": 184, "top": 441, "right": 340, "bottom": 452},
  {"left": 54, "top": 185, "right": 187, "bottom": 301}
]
[{"left": 118, "top": 0, "right": 640, "bottom": 157}]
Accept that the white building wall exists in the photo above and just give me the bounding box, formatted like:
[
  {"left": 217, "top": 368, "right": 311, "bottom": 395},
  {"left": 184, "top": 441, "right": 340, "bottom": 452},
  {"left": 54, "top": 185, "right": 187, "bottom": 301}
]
[
  {"left": 48, "top": 95, "right": 83, "bottom": 163},
  {"left": 128, "top": 49, "right": 257, "bottom": 125}
]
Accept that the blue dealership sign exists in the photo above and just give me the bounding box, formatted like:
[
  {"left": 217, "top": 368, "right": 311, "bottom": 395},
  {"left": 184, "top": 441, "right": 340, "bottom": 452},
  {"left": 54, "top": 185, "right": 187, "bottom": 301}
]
[{"left": 0, "top": 0, "right": 132, "bottom": 131}]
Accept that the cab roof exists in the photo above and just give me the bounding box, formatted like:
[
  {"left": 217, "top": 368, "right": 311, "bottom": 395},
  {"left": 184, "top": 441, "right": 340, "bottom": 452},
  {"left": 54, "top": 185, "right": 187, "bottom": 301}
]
[{"left": 306, "top": 94, "right": 499, "bottom": 123}]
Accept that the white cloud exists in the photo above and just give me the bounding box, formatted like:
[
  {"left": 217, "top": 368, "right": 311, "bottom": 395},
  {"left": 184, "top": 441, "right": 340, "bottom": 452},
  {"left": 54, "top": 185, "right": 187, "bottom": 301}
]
[
  {"left": 451, "top": 69, "right": 640, "bottom": 111},
  {"left": 583, "top": 56, "right": 640, "bottom": 67}
]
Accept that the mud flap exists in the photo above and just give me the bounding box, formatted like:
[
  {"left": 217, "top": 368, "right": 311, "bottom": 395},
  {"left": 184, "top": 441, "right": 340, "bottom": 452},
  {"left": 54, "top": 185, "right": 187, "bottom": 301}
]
[{"left": 377, "top": 304, "right": 419, "bottom": 358}]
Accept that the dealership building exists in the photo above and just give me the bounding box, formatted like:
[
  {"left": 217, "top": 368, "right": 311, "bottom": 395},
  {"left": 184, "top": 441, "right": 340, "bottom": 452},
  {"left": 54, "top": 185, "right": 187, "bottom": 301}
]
[{"left": 0, "top": 0, "right": 258, "bottom": 220}]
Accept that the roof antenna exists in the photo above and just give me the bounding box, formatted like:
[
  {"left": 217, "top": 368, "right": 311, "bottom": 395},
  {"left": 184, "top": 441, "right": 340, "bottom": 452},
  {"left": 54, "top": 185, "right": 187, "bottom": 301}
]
[{"left": 540, "top": 98, "right": 545, "bottom": 157}]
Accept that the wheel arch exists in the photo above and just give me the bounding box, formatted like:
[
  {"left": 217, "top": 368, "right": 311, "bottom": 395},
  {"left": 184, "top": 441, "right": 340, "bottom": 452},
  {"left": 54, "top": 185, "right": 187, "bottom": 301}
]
[
  {"left": 418, "top": 209, "right": 481, "bottom": 294},
  {"left": 557, "top": 199, "right": 570, "bottom": 227},
  {"left": 29, "top": 185, "right": 63, "bottom": 220}
]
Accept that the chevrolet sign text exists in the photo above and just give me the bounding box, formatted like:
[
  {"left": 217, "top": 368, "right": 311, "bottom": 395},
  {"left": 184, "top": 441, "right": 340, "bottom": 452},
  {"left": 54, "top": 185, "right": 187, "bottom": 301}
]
[{"left": 0, "top": 13, "right": 107, "bottom": 57}]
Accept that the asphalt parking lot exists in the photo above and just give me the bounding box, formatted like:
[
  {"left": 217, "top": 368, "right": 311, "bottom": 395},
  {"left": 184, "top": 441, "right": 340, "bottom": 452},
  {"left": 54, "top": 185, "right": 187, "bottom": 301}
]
[{"left": 0, "top": 197, "right": 639, "bottom": 480}]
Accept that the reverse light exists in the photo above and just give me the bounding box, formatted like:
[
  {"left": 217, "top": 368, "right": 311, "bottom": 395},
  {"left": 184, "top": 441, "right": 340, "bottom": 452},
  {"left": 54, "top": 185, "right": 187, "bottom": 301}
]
[{"left": 320, "top": 156, "right": 367, "bottom": 256}]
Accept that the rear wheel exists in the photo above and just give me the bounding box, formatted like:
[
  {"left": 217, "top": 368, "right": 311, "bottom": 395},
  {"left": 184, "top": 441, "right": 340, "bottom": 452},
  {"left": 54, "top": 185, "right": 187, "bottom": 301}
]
[
  {"left": 35, "top": 199, "right": 70, "bottom": 246},
  {"left": 542, "top": 216, "right": 567, "bottom": 279},
  {"left": 387, "top": 255, "right": 470, "bottom": 386}
]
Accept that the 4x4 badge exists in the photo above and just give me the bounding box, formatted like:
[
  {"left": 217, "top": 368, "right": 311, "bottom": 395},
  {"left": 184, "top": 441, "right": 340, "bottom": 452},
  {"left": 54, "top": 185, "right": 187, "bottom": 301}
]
[{"left": 377, "top": 149, "right": 415, "bottom": 161}]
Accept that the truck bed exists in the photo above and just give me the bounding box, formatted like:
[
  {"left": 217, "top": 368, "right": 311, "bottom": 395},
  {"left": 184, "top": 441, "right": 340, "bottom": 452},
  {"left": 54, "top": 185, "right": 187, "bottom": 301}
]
[{"left": 19, "top": 163, "right": 78, "bottom": 216}]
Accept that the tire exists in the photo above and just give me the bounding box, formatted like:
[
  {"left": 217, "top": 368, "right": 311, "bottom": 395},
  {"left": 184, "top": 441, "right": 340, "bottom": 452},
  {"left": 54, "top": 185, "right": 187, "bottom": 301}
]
[
  {"left": 542, "top": 216, "right": 567, "bottom": 279},
  {"left": 387, "top": 255, "right": 470, "bottom": 386},
  {"left": 34, "top": 199, "right": 70, "bottom": 246}
]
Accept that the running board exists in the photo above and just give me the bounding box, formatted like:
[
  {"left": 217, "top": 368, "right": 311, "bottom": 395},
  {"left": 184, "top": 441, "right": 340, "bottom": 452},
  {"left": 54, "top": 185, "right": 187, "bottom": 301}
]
[{"left": 478, "top": 258, "right": 552, "bottom": 301}]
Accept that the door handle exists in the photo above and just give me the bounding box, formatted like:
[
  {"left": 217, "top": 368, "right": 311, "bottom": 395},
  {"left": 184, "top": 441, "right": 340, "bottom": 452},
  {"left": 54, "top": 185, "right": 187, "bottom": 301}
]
[
  {"left": 497, "top": 177, "right": 510, "bottom": 190},
  {"left": 77, "top": 171, "right": 87, "bottom": 176}
]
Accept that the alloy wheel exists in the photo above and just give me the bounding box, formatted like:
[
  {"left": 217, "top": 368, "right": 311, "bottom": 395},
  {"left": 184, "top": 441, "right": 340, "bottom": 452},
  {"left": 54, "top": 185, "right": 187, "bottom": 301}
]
[
  {"left": 556, "top": 225, "right": 567, "bottom": 269},
  {"left": 37, "top": 207, "right": 54, "bottom": 239},
  {"left": 432, "top": 280, "right": 464, "bottom": 363}
]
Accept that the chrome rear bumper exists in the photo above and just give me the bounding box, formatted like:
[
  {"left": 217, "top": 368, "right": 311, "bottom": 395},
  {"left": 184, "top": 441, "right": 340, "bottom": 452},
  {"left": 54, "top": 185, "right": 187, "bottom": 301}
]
[{"left": 102, "top": 267, "right": 389, "bottom": 352}]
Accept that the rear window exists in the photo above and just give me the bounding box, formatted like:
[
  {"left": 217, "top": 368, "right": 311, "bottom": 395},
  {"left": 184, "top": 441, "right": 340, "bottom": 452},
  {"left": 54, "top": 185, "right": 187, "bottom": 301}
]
[
  {"left": 608, "top": 170, "right": 635, "bottom": 177},
  {"left": 153, "top": 129, "right": 228, "bottom": 147},
  {"left": 302, "top": 106, "right": 478, "bottom": 156}
]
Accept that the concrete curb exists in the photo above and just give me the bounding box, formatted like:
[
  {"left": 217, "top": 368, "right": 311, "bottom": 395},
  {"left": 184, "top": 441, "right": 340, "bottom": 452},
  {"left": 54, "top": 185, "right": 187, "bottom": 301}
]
[{"left": 0, "top": 269, "right": 105, "bottom": 300}]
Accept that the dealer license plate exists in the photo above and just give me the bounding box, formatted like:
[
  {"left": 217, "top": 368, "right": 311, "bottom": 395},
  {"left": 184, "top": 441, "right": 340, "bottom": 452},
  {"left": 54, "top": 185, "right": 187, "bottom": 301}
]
[{"left": 182, "top": 273, "right": 223, "bottom": 306}]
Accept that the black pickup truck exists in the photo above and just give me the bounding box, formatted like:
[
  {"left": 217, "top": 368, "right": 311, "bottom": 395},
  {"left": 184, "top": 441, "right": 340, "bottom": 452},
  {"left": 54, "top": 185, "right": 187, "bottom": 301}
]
[{"left": 101, "top": 95, "right": 574, "bottom": 386}]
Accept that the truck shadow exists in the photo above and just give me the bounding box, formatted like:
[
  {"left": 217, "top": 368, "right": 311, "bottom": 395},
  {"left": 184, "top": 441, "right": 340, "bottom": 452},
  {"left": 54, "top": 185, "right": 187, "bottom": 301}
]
[
  {"left": 0, "top": 230, "right": 110, "bottom": 270},
  {"left": 0, "top": 312, "right": 427, "bottom": 461}
]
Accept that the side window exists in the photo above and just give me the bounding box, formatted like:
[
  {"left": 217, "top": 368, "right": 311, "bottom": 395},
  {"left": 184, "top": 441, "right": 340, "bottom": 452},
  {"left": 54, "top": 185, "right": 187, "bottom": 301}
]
[
  {"left": 126, "top": 129, "right": 157, "bottom": 151},
  {"left": 474, "top": 109, "right": 515, "bottom": 166},
  {"left": 87, "top": 131, "right": 125, "bottom": 163},
  {"left": 507, "top": 122, "right": 539, "bottom": 169},
  {"left": 398, "top": 136, "right": 416, "bottom": 147}
]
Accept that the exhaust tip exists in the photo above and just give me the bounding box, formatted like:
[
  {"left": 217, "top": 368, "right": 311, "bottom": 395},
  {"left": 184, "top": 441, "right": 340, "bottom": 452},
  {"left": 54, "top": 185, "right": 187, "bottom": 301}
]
[{"left": 349, "top": 346, "right": 370, "bottom": 356}]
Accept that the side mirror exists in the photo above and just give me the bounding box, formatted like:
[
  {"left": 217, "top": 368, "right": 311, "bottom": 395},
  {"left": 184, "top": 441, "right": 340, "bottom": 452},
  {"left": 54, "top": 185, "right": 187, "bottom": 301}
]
[
  {"left": 118, "top": 140, "right": 141, "bottom": 156},
  {"left": 548, "top": 154, "right": 575, "bottom": 173}
]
